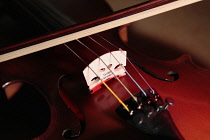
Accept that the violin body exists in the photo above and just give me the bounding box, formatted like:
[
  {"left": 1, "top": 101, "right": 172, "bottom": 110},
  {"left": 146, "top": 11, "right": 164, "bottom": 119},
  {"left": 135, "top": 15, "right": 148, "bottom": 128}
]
[
  {"left": 0, "top": 0, "right": 210, "bottom": 140},
  {"left": 1, "top": 28, "right": 210, "bottom": 139}
]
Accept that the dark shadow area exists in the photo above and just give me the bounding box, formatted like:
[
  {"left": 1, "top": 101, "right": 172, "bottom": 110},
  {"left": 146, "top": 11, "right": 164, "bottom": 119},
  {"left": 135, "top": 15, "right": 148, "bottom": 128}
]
[{"left": 0, "top": 81, "right": 51, "bottom": 140}]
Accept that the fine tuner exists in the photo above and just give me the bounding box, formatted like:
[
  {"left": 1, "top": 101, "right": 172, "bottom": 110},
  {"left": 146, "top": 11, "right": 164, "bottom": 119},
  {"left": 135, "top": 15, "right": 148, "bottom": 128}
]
[{"left": 116, "top": 89, "right": 177, "bottom": 138}]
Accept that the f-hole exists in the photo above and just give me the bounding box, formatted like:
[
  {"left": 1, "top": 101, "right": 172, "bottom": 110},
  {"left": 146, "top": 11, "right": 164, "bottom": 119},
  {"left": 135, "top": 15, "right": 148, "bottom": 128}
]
[{"left": 0, "top": 81, "right": 51, "bottom": 140}]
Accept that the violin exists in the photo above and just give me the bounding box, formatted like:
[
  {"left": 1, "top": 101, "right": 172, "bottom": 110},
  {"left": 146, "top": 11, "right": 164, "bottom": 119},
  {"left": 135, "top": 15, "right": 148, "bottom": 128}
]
[{"left": 1, "top": 0, "right": 209, "bottom": 140}]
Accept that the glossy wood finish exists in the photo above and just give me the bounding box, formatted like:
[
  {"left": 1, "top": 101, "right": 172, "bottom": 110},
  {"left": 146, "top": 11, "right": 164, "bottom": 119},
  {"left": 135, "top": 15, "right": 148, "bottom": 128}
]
[
  {"left": 0, "top": 0, "right": 209, "bottom": 139},
  {"left": 1, "top": 29, "right": 210, "bottom": 139}
]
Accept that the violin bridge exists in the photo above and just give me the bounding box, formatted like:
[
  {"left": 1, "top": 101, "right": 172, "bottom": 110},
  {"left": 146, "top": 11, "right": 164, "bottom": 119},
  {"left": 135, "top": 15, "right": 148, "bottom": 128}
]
[{"left": 83, "top": 50, "right": 127, "bottom": 94}]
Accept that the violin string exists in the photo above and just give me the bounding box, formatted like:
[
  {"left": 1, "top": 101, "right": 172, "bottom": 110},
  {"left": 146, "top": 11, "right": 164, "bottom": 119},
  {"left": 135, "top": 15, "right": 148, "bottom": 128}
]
[
  {"left": 64, "top": 44, "right": 130, "bottom": 112},
  {"left": 76, "top": 39, "right": 136, "bottom": 102},
  {"left": 88, "top": 35, "right": 147, "bottom": 98},
  {"left": 96, "top": 34, "right": 153, "bottom": 92}
]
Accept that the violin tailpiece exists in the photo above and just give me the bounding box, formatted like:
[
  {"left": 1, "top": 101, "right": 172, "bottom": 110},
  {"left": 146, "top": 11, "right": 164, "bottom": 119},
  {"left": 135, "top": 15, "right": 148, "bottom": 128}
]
[{"left": 116, "top": 88, "right": 184, "bottom": 139}]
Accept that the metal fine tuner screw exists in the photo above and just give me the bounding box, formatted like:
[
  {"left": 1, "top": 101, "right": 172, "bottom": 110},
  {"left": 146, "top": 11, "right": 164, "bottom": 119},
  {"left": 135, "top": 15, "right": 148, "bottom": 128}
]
[{"left": 164, "top": 97, "right": 175, "bottom": 109}]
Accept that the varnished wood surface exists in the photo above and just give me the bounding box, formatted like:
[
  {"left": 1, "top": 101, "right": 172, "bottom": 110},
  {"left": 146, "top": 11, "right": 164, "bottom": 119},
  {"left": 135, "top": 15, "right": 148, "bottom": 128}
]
[
  {"left": 0, "top": 29, "right": 210, "bottom": 139},
  {"left": 0, "top": 0, "right": 209, "bottom": 139}
]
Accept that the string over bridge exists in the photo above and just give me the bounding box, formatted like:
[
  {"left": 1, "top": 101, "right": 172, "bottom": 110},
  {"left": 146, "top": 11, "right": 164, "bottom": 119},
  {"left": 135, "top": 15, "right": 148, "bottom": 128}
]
[{"left": 83, "top": 50, "right": 127, "bottom": 93}]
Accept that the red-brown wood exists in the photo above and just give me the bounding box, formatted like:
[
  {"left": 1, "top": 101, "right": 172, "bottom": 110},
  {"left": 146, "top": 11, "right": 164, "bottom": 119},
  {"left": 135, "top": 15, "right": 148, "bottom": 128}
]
[
  {"left": 0, "top": 0, "right": 209, "bottom": 139},
  {"left": 1, "top": 29, "right": 210, "bottom": 139}
]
